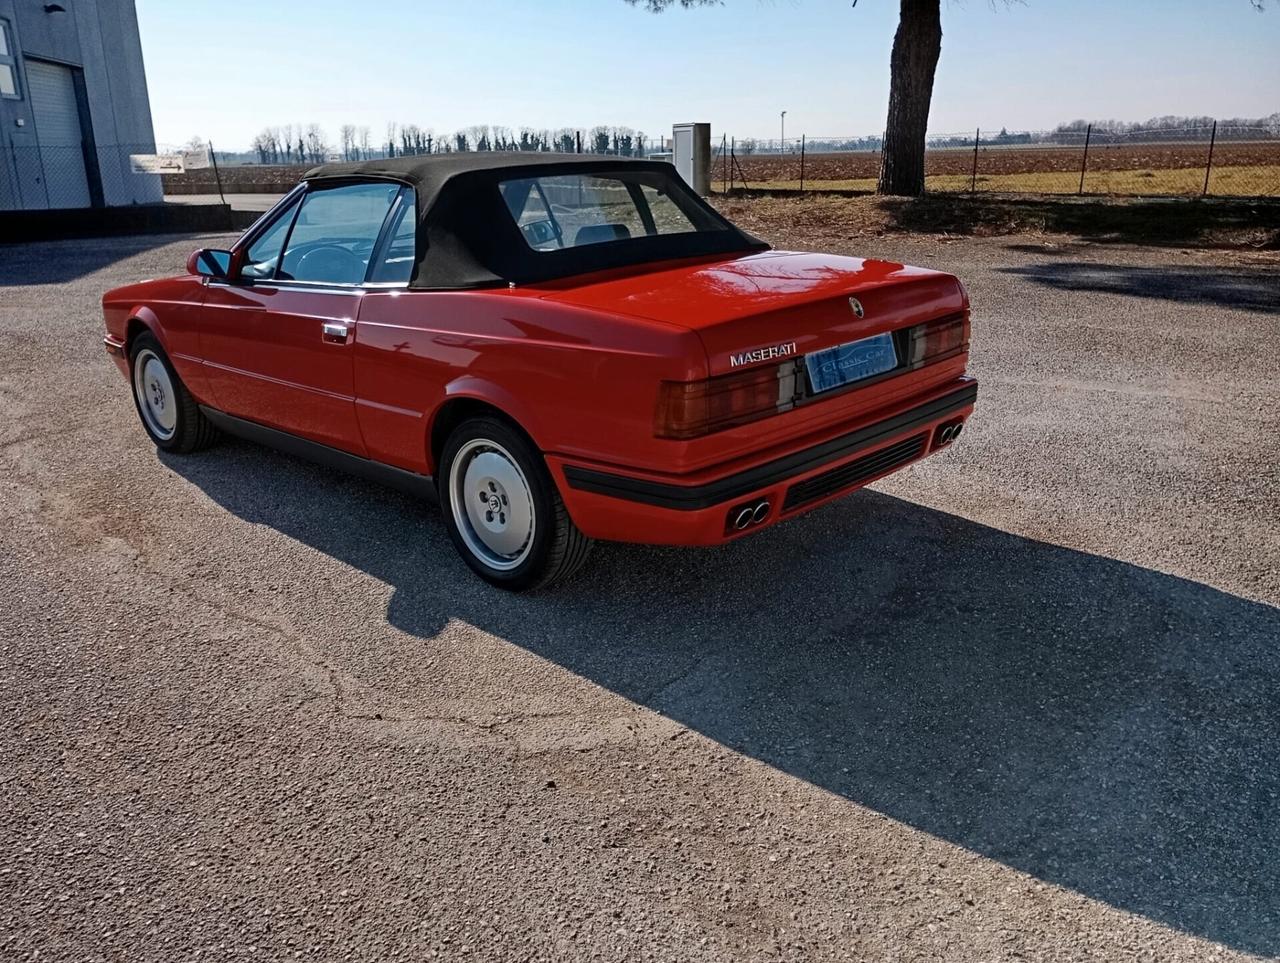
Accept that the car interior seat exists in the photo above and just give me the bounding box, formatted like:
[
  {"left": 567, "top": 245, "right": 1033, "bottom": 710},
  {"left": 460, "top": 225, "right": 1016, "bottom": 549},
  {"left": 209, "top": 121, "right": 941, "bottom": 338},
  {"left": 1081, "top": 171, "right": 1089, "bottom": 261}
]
[{"left": 574, "top": 223, "right": 631, "bottom": 246}]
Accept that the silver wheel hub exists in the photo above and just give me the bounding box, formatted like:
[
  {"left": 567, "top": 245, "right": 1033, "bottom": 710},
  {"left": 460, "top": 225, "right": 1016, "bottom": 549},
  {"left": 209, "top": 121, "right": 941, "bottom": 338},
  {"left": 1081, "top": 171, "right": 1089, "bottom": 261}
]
[
  {"left": 449, "top": 439, "right": 535, "bottom": 571},
  {"left": 133, "top": 349, "right": 177, "bottom": 441}
]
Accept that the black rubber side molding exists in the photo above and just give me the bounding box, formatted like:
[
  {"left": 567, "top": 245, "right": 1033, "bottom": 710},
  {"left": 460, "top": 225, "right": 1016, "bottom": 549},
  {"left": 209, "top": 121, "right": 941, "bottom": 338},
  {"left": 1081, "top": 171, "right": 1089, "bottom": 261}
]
[
  {"left": 199, "top": 406, "right": 437, "bottom": 501},
  {"left": 562, "top": 380, "right": 978, "bottom": 511}
]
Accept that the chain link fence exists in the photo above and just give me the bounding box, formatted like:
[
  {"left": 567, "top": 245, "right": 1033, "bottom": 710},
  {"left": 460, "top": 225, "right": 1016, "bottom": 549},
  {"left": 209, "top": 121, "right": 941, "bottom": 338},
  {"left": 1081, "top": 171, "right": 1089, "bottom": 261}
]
[
  {"left": 0, "top": 142, "right": 169, "bottom": 211},
  {"left": 10, "top": 130, "right": 1274, "bottom": 210},
  {"left": 717, "top": 124, "right": 1280, "bottom": 198}
]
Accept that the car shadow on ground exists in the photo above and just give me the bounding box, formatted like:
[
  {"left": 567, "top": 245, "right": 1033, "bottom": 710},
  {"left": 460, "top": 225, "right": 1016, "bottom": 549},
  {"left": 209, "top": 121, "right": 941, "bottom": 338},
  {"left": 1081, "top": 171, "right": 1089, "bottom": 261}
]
[
  {"left": 165, "top": 441, "right": 1280, "bottom": 956},
  {"left": 997, "top": 259, "right": 1280, "bottom": 313},
  {"left": 0, "top": 233, "right": 181, "bottom": 286}
]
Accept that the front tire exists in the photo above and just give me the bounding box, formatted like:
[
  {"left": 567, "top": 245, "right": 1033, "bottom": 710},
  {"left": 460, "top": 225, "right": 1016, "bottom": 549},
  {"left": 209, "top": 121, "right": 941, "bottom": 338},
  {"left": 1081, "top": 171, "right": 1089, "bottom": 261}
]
[
  {"left": 129, "top": 332, "right": 218, "bottom": 453},
  {"left": 438, "top": 416, "right": 592, "bottom": 590}
]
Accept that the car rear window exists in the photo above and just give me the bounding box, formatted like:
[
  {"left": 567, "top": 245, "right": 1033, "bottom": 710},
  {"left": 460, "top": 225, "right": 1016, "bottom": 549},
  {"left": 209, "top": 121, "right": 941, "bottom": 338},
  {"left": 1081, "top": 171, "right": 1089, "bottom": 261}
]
[{"left": 499, "top": 173, "right": 717, "bottom": 252}]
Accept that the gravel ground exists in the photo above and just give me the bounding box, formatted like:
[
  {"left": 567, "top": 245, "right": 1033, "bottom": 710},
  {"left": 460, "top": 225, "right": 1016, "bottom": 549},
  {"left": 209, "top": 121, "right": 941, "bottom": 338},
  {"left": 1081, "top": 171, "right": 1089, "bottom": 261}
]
[{"left": 1, "top": 223, "right": 1278, "bottom": 962}]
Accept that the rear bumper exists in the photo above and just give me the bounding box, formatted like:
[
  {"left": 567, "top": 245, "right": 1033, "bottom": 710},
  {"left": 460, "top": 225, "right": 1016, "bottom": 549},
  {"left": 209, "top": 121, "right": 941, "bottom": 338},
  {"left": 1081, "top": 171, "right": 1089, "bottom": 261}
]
[{"left": 549, "top": 378, "right": 977, "bottom": 545}]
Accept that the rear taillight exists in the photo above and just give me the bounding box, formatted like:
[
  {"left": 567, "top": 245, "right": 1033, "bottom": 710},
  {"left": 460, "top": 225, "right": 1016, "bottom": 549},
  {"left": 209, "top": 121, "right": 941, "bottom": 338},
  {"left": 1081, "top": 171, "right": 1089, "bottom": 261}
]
[
  {"left": 655, "top": 362, "right": 797, "bottom": 440},
  {"left": 655, "top": 312, "right": 968, "bottom": 440},
  {"left": 907, "top": 313, "right": 969, "bottom": 366}
]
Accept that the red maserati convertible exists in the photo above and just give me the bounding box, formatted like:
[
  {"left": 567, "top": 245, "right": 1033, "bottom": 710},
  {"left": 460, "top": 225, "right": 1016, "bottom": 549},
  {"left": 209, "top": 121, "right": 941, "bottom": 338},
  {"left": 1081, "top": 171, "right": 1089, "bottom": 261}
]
[{"left": 103, "top": 154, "right": 976, "bottom": 589}]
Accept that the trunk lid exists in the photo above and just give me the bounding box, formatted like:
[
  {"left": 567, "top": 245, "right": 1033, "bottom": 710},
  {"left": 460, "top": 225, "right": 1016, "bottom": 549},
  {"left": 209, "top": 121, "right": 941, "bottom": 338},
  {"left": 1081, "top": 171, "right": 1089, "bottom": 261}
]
[{"left": 538, "top": 250, "right": 966, "bottom": 374}]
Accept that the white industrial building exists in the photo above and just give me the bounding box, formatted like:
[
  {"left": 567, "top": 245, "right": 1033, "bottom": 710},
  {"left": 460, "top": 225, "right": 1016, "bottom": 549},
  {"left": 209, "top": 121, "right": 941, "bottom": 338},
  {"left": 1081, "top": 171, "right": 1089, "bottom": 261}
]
[{"left": 0, "top": 0, "right": 161, "bottom": 210}]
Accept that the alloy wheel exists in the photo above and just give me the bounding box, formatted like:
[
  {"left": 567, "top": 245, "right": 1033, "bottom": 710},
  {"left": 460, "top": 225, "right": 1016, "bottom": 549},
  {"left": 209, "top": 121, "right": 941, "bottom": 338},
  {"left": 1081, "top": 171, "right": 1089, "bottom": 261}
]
[{"left": 448, "top": 438, "right": 536, "bottom": 571}]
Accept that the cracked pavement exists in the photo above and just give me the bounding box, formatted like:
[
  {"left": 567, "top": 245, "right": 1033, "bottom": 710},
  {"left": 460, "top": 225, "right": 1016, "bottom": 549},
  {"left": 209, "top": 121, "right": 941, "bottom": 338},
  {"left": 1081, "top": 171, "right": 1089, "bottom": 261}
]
[{"left": 1, "top": 227, "right": 1278, "bottom": 962}]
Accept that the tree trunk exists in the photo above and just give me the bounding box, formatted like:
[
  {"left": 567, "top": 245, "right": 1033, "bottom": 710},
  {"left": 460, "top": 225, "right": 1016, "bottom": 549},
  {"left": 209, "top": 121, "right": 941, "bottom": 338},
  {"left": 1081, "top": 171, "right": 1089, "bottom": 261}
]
[{"left": 877, "top": 0, "right": 943, "bottom": 196}]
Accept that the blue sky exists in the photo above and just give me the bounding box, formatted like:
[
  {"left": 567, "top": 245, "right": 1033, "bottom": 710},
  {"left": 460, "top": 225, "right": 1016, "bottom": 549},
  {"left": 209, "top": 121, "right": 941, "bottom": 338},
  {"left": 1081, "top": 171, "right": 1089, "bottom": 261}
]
[{"left": 136, "top": 0, "right": 1280, "bottom": 150}]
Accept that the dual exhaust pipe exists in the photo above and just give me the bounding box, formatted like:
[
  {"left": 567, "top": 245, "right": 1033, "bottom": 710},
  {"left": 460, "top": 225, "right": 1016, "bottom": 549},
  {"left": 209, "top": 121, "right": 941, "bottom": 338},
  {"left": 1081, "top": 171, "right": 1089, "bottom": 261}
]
[
  {"left": 731, "top": 499, "right": 771, "bottom": 531},
  {"left": 728, "top": 422, "right": 963, "bottom": 534}
]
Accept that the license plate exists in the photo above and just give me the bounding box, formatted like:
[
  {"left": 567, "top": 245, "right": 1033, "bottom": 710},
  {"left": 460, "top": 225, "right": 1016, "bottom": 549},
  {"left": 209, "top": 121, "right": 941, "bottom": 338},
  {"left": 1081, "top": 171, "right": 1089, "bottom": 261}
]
[{"left": 805, "top": 332, "right": 898, "bottom": 394}]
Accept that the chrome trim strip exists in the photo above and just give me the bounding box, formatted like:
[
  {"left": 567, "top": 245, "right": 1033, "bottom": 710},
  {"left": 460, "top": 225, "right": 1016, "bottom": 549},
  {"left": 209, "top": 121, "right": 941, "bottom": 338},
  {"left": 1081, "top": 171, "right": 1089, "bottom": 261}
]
[{"left": 199, "top": 359, "right": 354, "bottom": 403}]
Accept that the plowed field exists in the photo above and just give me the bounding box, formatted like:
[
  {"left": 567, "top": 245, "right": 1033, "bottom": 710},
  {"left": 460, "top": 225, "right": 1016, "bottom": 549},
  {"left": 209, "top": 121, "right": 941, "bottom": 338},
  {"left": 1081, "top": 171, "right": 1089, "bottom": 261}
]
[{"left": 729, "top": 142, "right": 1280, "bottom": 196}]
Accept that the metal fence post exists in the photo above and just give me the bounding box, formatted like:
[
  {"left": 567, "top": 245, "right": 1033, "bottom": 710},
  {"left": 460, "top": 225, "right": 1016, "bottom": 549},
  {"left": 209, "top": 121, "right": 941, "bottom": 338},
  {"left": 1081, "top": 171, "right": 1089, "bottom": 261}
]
[
  {"left": 1202, "top": 120, "right": 1218, "bottom": 197},
  {"left": 729, "top": 139, "right": 749, "bottom": 191},
  {"left": 722, "top": 134, "right": 728, "bottom": 194},
  {"left": 729, "top": 138, "right": 735, "bottom": 192},
  {"left": 1078, "top": 124, "right": 1092, "bottom": 195},
  {"left": 970, "top": 128, "right": 980, "bottom": 193},
  {"left": 800, "top": 135, "right": 806, "bottom": 192},
  {"left": 208, "top": 139, "right": 227, "bottom": 207}
]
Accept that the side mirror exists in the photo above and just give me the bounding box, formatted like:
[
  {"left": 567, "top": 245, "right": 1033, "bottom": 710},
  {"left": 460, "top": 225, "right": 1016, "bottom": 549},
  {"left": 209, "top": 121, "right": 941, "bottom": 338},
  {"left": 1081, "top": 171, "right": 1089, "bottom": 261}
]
[
  {"left": 187, "top": 248, "right": 232, "bottom": 279},
  {"left": 520, "top": 219, "right": 560, "bottom": 247}
]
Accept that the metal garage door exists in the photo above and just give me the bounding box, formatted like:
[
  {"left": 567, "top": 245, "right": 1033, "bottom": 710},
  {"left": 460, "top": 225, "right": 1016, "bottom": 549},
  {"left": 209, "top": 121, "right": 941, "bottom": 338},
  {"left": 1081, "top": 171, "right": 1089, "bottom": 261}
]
[{"left": 26, "top": 59, "right": 90, "bottom": 209}]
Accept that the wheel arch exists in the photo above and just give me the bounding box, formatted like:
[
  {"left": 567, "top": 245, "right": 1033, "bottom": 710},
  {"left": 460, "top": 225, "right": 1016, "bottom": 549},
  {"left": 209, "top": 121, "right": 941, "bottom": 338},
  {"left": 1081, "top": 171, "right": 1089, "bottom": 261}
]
[
  {"left": 123, "top": 306, "right": 167, "bottom": 356},
  {"left": 427, "top": 381, "right": 546, "bottom": 476}
]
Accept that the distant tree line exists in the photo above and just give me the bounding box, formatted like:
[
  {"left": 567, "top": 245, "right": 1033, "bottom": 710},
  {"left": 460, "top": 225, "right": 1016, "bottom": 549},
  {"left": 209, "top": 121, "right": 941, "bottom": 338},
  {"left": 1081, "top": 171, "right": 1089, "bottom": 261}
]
[
  {"left": 737, "top": 135, "right": 885, "bottom": 154},
  {"left": 929, "top": 114, "right": 1280, "bottom": 148},
  {"left": 250, "top": 124, "right": 332, "bottom": 164},
  {"left": 246, "top": 123, "right": 653, "bottom": 166},
  {"left": 378, "top": 123, "right": 649, "bottom": 157},
  {"left": 234, "top": 113, "right": 1276, "bottom": 167},
  {"left": 927, "top": 114, "right": 1280, "bottom": 150},
  {"left": 1048, "top": 113, "right": 1280, "bottom": 141},
  {"left": 927, "top": 114, "right": 1280, "bottom": 148}
]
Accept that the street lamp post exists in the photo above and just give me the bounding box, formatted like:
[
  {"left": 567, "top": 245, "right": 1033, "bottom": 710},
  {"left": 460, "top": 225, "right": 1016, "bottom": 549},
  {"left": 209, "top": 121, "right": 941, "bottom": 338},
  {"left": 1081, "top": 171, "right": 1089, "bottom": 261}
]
[{"left": 780, "top": 110, "right": 787, "bottom": 153}]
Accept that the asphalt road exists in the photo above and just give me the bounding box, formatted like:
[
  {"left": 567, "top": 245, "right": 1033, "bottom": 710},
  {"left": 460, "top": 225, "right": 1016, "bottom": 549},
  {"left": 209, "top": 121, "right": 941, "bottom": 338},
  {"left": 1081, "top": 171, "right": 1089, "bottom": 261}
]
[{"left": 2, "top": 227, "right": 1278, "bottom": 962}]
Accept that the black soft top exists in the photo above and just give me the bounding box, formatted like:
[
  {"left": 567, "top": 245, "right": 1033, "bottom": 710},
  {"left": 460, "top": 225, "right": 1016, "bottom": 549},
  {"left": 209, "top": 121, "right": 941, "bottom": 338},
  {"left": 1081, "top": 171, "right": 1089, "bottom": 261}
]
[{"left": 303, "top": 153, "right": 767, "bottom": 289}]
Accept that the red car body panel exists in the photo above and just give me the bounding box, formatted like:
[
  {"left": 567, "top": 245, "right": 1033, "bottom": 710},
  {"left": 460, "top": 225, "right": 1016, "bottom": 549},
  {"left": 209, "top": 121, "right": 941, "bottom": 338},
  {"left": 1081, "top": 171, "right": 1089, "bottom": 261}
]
[
  {"left": 353, "top": 288, "right": 707, "bottom": 475},
  {"left": 102, "top": 276, "right": 212, "bottom": 394},
  {"left": 533, "top": 251, "right": 969, "bottom": 474},
  {"left": 199, "top": 283, "right": 367, "bottom": 452},
  {"left": 103, "top": 240, "right": 976, "bottom": 547}
]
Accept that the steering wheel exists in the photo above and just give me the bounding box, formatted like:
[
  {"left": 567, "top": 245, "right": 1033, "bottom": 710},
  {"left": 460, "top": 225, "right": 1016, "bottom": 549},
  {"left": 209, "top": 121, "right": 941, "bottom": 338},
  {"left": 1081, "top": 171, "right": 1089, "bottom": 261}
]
[{"left": 294, "top": 245, "right": 368, "bottom": 284}]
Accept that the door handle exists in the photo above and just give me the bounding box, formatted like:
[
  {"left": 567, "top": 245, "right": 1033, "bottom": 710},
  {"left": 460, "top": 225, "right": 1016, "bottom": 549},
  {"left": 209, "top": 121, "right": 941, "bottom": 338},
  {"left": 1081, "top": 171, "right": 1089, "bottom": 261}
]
[{"left": 322, "top": 321, "right": 351, "bottom": 344}]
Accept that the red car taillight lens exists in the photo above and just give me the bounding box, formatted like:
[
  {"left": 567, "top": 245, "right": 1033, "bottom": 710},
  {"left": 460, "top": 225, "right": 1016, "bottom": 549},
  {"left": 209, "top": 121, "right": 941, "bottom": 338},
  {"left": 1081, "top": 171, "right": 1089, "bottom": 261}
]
[
  {"left": 907, "top": 313, "right": 969, "bottom": 365},
  {"left": 655, "top": 363, "right": 794, "bottom": 440},
  {"left": 656, "top": 313, "right": 968, "bottom": 440}
]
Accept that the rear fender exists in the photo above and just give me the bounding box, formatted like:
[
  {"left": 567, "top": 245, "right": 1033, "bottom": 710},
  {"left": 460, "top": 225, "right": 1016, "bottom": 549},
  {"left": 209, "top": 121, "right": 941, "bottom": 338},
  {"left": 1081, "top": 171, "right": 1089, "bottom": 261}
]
[{"left": 427, "top": 376, "right": 550, "bottom": 473}]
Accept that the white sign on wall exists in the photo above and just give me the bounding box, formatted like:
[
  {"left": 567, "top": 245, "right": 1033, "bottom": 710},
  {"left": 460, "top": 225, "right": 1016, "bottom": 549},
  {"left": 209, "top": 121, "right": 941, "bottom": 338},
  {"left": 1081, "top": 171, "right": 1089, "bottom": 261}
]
[
  {"left": 181, "top": 145, "right": 212, "bottom": 170},
  {"left": 129, "top": 153, "right": 185, "bottom": 174}
]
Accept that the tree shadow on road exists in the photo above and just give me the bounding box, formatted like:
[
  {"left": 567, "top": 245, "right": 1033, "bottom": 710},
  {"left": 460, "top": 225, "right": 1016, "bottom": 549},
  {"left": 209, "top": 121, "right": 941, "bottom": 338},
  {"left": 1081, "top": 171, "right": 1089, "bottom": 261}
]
[
  {"left": 0, "top": 233, "right": 184, "bottom": 286},
  {"left": 166, "top": 441, "right": 1280, "bottom": 956},
  {"left": 998, "top": 259, "right": 1280, "bottom": 314}
]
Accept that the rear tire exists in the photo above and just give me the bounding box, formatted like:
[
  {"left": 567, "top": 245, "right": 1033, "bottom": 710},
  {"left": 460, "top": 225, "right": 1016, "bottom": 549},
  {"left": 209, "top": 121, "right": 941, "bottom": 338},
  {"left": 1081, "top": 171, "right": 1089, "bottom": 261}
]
[
  {"left": 438, "top": 416, "right": 592, "bottom": 591},
  {"left": 128, "top": 332, "right": 218, "bottom": 453}
]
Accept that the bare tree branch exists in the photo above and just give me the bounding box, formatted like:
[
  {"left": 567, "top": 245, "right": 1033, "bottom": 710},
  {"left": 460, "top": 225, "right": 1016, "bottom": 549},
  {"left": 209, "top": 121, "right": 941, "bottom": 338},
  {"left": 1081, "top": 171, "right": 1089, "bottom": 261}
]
[{"left": 625, "top": 0, "right": 718, "bottom": 9}]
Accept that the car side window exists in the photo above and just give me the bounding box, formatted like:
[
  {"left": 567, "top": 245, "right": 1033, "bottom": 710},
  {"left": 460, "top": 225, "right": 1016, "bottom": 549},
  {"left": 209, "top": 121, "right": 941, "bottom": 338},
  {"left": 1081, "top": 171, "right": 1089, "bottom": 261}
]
[
  {"left": 368, "top": 190, "right": 416, "bottom": 284},
  {"left": 278, "top": 182, "right": 401, "bottom": 285},
  {"left": 240, "top": 197, "right": 300, "bottom": 280}
]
